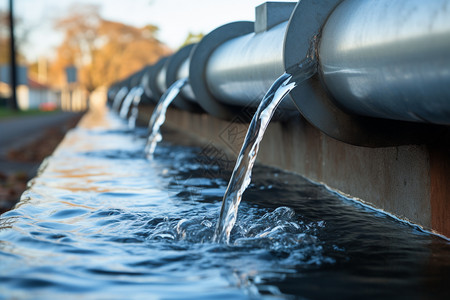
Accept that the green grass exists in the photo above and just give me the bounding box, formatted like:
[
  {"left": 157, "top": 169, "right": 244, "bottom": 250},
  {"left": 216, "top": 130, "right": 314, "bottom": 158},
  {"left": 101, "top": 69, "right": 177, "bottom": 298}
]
[{"left": 0, "top": 107, "right": 60, "bottom": 120}]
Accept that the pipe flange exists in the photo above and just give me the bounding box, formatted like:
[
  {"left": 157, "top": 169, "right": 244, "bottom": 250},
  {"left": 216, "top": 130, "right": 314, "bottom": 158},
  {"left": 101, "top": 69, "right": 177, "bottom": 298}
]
[
  {"left": 140, "top": 65, "right": 156, "bottom": 103},
  {"left": 189, "top": 21, "right": 254, "bottom": 120},
  {"left": 283, "top": 0, "right": 444, "bottom": 146},
  {"left": 147, "top": 56, "right": 169, "bottom": 101},
  {"left": 122, "top": 77, "right": 132, "bottom": 89},
  {"left": 165, "top": 43, "right": 203, "bottom": 112},
  {"left": 130, "top": 70, "right": 142, "bottom": 88},
  {"left": 284, "top": 0, "right": 366, "bottom": 144}
]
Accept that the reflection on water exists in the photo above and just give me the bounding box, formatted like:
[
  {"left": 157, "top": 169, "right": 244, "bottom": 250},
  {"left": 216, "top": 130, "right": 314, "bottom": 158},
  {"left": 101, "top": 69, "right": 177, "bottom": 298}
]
[{"left": 0, "top": 112, "right": 449, "bottom": 299}]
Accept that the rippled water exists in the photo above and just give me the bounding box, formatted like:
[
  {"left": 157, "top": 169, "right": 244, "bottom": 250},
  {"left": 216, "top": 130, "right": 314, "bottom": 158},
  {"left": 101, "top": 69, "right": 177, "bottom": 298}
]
[{"left": 1, "top": 113, "right": 449, "bottom": 299}]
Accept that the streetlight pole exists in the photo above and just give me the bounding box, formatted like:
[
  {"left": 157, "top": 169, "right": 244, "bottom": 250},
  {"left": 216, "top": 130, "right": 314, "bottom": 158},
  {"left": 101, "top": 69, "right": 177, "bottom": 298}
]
[{"left": 8, "top": 0, "right": 18, "bottom": 111}]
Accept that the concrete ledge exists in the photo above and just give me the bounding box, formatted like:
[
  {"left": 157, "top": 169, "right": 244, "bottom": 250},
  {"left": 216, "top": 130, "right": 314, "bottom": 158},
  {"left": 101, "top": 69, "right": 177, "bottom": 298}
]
[{"left": 137, "top": 104, "right": 450, "bottom": 237}]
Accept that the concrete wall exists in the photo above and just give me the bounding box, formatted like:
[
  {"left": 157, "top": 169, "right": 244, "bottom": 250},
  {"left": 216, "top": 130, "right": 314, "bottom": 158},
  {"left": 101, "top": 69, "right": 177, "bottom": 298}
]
[{"left": 138, "top": 105, "right": 450, "bottom": 238}]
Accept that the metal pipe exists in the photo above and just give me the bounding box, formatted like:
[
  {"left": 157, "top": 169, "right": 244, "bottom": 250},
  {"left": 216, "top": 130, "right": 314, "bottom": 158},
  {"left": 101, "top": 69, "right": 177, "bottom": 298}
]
[
  {"left": 146, "top": 57, "right": 169, "bottom": 102},
  {"left": 164, "top": 43, "right": 202, "bottom": 112},
  {"left": 156, "top": 65, "right": 167, "bottom": 95},
  {"left": 140, "top": 66, "right": 156, "bottom": 103},
  {"left": 189, "top": 2, "right": 297, "bottom": 120},
  {"left": 176, "top": 58, "right": 196, "bottom": 101},
  {"left": 319, "top": 0, "right": 450, "bottom": 125},
  {"left": 111, "top": 86, "right": 128, "bottom": 112},
  {"left": 108, "top": 0, "right": 450, "bottom": 146},
  {"left": 130, "top": 68, "right": 146, "bottom": 87},
  {"left": 205, "top": 21, "right": 288, "bottom": 108}
]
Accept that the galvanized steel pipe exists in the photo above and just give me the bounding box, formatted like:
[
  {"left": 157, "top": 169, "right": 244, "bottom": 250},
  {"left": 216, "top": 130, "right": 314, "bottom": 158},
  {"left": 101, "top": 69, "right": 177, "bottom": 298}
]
[
  {"left": 140, "top": 66, "right": 155, "bottom": 103},
  {"left": 146, "top": 57, "right": 169, "bottom": 101},
  {"left": 176, "top": 58, "right": 196, "bottom": 102},
  {"left": 205, "top": 21, "right": 288, "bottom": 108},
  {"left": 319, "top": 0, "right": 450, "bottom": 125},
  {"left": 156, "top": 65, "right": 167, "bottom": 96},
  {"left": 110, "top": 0, "right": 449, "bottom": 146},
  {"left": 165, "top": 43, "right": 202, "bottom": 112},
  {"left": 189, "top": 2, "right": 297, "bottom": 119}
]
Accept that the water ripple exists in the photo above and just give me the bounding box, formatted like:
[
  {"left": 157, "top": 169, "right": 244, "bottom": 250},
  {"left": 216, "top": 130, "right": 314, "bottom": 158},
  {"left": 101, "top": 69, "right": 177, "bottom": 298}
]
[{"left": 0, "top": 113, "right": 449, "bottom": 299}]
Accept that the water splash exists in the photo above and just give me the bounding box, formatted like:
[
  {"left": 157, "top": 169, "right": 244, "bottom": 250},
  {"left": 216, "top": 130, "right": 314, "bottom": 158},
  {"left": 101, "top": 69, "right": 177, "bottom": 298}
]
[
  {"left": 128, "top": 87, "right": 144, "bottom": 129},
  {"left": 1, "top": 110, "right": 449, "bottom": 299},
  {"left": 145, "top": 78, "right": 188, "bottom": 158},
  {"left": 111, "top": 86, "right": 128, "bottom": 112},
  {"left": 119, "top": 87, "right": 138, "bottom": 118},
  {"left": 214, "top": 59, "right": 317, "bottom": 244}
]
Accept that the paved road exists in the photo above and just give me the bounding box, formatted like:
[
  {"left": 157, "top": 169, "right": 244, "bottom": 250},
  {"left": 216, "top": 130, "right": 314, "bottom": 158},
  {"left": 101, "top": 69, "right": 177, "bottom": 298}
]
[
  {"left": 0, "top": 111, "right": 82, "bottom": 175},
  {"left": 0, "top": 112, "right": 80, "bottom": 154}
]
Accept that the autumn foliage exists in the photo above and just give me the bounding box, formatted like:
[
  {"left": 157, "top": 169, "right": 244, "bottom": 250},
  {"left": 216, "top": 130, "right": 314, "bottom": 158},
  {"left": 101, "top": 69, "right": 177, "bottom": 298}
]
[
  {"left": 49, "top": 4, "right": 171, "bottom": 93},
  {"left": 0, "top": 10, "right": 26, "bottom": 65}
]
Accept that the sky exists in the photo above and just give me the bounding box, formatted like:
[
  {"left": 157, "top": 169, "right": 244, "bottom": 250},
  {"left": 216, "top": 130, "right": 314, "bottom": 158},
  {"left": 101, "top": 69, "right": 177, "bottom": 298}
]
[{"left": 1, "top": 0, "right": 297, "bottom": 62}]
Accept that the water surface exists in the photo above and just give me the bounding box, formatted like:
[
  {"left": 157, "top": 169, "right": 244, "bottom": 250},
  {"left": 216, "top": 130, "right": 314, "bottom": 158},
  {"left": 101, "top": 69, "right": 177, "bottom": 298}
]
[{"left": 0, "top": 112, "right": 449, "bottom": 299}]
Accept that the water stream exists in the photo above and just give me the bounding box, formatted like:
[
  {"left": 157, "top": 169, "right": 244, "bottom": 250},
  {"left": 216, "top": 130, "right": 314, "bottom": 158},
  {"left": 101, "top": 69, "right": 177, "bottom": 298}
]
[
  {"left": 128, "top": 87, "right": 144, "bottom": 129},
  {"left": 111, "top": 86, "right": 128, "bottom": 113},
  {"left": 214, "top": 59, "right": 317, "bottom": 243},
  {"left": 145, "top": 78, "right": 188, "bottom": 158},
  {"left": 119, "top": 87, "right": 138, "bottom": 119}
]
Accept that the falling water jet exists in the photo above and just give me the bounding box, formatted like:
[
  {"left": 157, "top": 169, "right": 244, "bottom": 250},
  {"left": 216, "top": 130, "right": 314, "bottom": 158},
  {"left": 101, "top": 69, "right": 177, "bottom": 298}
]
[
  {"left": 213, "top": 57, "right": 318, "bottom": 244},
  {"left": 145, "top": 78, "right": 188, "bottom": 159},
  {"left": 120, "top": 87, "right": 138, "bottom": 118},
  {"left": 112, "top": 86, "right": 128, "bottom": 113},
  {"left": 128, "top": 87, "right": 144, "bottom": 129}
]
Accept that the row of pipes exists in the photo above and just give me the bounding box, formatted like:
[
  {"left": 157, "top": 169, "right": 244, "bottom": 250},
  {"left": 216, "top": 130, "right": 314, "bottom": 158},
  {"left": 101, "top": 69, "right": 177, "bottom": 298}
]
[{"left": 108, "top": 0, "right": 450, "bottom": 147}]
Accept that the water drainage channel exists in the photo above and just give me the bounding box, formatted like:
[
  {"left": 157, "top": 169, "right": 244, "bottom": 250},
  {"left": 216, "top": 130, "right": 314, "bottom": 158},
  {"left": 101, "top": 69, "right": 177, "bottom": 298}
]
[
  {"left": 1, "top": 111, "right": 449, "bottom": 299},
  {"left": 2, "top": 0, "right": 450, "bottom": 298},
  {"left": 110, "top": 0, "right": 450, "bottom": 234}
]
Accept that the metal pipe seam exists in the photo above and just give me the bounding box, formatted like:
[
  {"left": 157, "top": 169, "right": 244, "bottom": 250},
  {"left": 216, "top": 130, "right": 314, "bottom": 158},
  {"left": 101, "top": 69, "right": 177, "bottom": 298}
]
[
  {"left": 165, "top": 43, "right": 203, "bottom": 113},
  {"left": 107, "top": 0, "right": 449, "bottom": 147},
  {"left": 109, "top": 75, "right": 130, "bottom": 99},
  {"left": 156, "top": 64, "right": 167, "bottom": 95},
  {"left": 139, "top": 65, "right": 156, "bottom": 104},
  {"left": 107, "top": 85, "right": 120, "bottom": 104},
  {"left": 129, "top": 68, "right": 146, "bottom": 88},
  {"left": 130, "top": 65, "right": 155, "bottom": 105},
  {"left": 109, "top": 77, "right": 131, "bottom": 108},
  {"left": 189, "top": 21, "right": 255, "bottom": 121},
  {"left": 205, "top": 20, "right": 297, "bottom": 111},
  {"left": 176, "top": 58, "right": 196, "bottom": 101},
  {"left": 147, "top": 56, "right": 169, "bottom": 101},
  {"left": 111, "top": 86, "right": 128, "bottom": 112},
  {"left": 109, "top": 64, "right": 154, "bottom": 105},
  {"left": 319, "top": 0, "right": 450, "bottom": 125},
  {"left": 113, "top": 67, "right": 150, "bottom": 109},
  {"left": 110, "top": 3, "right": 296, "bottom": 120},
  {"left": 283, "top": 0, "right": 448, "bottom": 146},
  {"left": 189, "top": 2, "right": 305, "bottom": 121}
]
